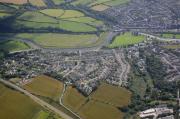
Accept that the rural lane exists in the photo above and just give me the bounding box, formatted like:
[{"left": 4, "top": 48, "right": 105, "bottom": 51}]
[{"left": 0, "top": 79, "right": 73, "bottom": 119}]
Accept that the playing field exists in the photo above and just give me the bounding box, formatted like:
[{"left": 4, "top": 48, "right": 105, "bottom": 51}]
[
  {"left": 0, "top": 40, "right": 30, "bottom": 52},
  {"left": 0, "top": 83, "right": 42, "bottom": 119},
  {"left": 23, "top": 75, "right": 63, "bottom": 101},
  {"left": 91, "top": 83, "right": 132, "bottom": 107},
  {"left": 63, "top": 86, "right": 87, "bottom": 112},
  {"left": 109, "top": 32, "right": 145, "bottom": 48}
]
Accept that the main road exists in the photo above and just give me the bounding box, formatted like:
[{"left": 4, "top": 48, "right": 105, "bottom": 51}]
[{"left": 0, "top": 79, "right": 73, "bottom": 119}]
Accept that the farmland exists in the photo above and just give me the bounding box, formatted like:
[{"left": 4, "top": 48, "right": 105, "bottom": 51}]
[
  {"left": 0, "top": 40, "right": 30, "bottom": 52},
  {"left": 0, "top": 3, "right": 19, "bottom": 18},
  {"left": 23, "top": 75, "right": 63, "bottom": 101},
  {"left": 109, "top": 32, "right": 145, "bottom": 48},
  {"left": 63, "top": 86, "right": 87, "bottom": 112},
  {"left": 0, "top": 83, "right": 41, "bottom": 119},
  {"left": 91, "top": 83, "right": 132, "bottom": 107},
  {"left": 14, "top": 9, "right": 103, "bottom": 33},
  {"left": 16, "top": 33, "right": 105, "bottom": 48},
  {"left": 0, "top": 0, "right": 27, "bottom": 4},
  {"left": 71, "top": 0, "right": 130, "bottom": 11},
  {"left": 29, "top": 0, "right": 46, "bottom": 7},
  {"left": 79, "top": 100, "right": 124, "bottom": 119},
  {"left": 52, "top": 0, "right": 65, "bottom": 5},
  {"left": 63, "top": 83, "right": 132, "bottom": 119}
]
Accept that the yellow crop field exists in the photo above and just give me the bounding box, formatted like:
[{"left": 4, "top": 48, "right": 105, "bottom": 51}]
[
  {"left": 23, "top": 75, "right": 63, "bottom": 101},
  {"left": 63, "top": 86, "right": 87, "bottom": 112},
  {"left": 91, "top": 83, "right": 132, "bottom": 107},
  {"left": 0, "top": 83, "right": 42, "bottom": 119},
  {"left": 79, "top": 100, "right": 124, "bottom": 119}
]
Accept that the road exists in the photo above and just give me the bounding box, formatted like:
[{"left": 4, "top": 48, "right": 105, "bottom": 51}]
[
  {"left": 139, "top": 32, "right": 180, "bottom": 42},
  {"left": 59, "top": 51, "right": 82, "bottom": 119},
  {"left": 59, "top": 84, "right": 82, "bottom": 119},
  {"left": 113, "top": 49, "right": 130, "bottom": 86},
  {"left": 0, "top": 79, "right": 73, "bottom": 119}
]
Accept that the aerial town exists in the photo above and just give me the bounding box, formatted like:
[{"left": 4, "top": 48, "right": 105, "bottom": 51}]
[{"left": 0, "top": 0, "right": 180, "bottom": 119}]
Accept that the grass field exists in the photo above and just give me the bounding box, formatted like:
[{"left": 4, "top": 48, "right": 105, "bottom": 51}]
[
  {"left": 79, "top": 100, "right": 124, "bottom": 119},
  {"left": 52, "top": 0, "right": 65, "bottom": 5},
  {"left": 0, "top": 40, "right": 30, "bottom": 52},
  {"left": 109, "top": 32, "right": 145, "bottom": 48},
  {"left": 0, "top": 12, "right": 11, "bottom": 18},
  {"left": 40, "top": 9, "right": 64, "bottom": 17},
  {"left": 0, "top": 83, "right": 42, "bottom": 119},
  {"left": 23, "top": 75, "right": 63, "bottom": 101},
  {"left": 33, "top": 110, "right": 62, "bottom": 119},
  {"left": 29, "top": 0, "right": 46, "bottom": 7},
  {"left": 91, "top": 4, "right": 109, "bottom": 11},
  {"left": 91, "top": 83, "right": 131, "bottom": 107},
  {"left": 16, "top": 33, "right": 101, "bottom": 48},
  {"left": 0, "top": 0, "right": 27, "bottom": 4}
]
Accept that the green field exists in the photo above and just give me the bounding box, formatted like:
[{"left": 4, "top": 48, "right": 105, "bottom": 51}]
[
  {"left": 0, "top": 83, "right": 41, "bottom": 119},
  {"left": 16, "top": 33, "right": 104, "bottom": 48},
  {"left": 52, "top": 0, "right": 65, "bottom": 5},
  {"left": 0, "top": 40, "right": 30, "bottom": 52},
  {"left": 15, "top": 9, "right": 103, "bottom": 32},
  {"left": 0, "top": 12, "right": 11, "bottom": 18},
  {"left": 23, "top": 75, "right": 63, "bottom": 101},
  {"left": 33, "top": 110, "right": 62, "bottom": 119},
  {"left": 29, "top": 0, "right": 46, "bottom": 7},
  {"left": 109, "top": 32, "right": 145, "bottom": 48}
]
